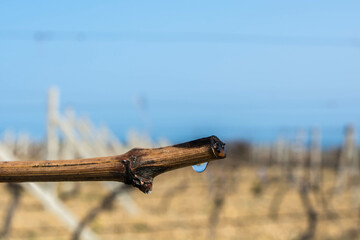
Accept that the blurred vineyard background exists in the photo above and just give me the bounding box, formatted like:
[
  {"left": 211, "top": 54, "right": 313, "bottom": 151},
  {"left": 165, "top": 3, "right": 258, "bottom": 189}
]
[
  {"left": 1, "top": 1, "right": 360, "bottom": 239},
  {"left": 0, "top": 88, "right": 359, "bottom": 240}
]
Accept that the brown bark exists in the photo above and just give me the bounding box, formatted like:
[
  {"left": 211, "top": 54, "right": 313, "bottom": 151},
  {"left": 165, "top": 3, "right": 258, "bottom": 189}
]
[{"left": 0, "top": 136, "right": 226, "bottom": 193}]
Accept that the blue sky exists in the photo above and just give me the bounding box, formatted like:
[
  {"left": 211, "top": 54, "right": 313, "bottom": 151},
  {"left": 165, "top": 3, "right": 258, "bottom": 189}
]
[{"left": 0, "top": 1, "right": 359, "bottom": 145}]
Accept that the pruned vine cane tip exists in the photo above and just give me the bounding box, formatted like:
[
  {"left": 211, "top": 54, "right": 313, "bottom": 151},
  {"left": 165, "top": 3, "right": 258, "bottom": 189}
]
[{"left": 0, "top": 136, "right": 226, "bottom": 193}]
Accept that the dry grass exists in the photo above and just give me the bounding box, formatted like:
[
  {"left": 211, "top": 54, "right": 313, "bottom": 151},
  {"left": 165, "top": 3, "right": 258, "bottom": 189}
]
[{"left": 0, "top": 165, "right": 358, "bottom": 240}]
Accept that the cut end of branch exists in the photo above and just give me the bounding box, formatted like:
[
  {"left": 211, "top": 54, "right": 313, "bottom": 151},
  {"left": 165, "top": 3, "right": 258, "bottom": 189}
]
[{"left": 210, "top": 135, "right": 226, "bottom": 159}]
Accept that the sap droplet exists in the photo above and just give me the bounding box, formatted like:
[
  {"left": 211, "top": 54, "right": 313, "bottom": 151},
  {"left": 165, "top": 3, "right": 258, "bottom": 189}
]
[{"left": 192, "top": 162, "right": 208, "bottom": 173}]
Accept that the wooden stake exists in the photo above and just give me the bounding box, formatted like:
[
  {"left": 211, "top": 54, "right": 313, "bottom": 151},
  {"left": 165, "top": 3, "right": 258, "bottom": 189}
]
[{"left": 0, "top": 136, "right": 226, "bottom": 193}]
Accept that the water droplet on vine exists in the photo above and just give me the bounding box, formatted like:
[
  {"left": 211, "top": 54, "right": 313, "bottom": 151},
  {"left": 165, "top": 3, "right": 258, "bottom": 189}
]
[{"left": 192, "top": 162, "right": 208, "bottom": 173}]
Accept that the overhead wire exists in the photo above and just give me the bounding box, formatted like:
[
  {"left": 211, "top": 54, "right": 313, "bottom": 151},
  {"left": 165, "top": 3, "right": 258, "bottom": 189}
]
[{"left": 0, "top": 29, "right": 358, "bottom": 47}]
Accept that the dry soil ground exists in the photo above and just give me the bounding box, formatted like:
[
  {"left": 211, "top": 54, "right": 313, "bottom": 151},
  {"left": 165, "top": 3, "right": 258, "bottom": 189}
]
[{"left": 0, "top": 165, "right": 358, "bottom": 240}]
